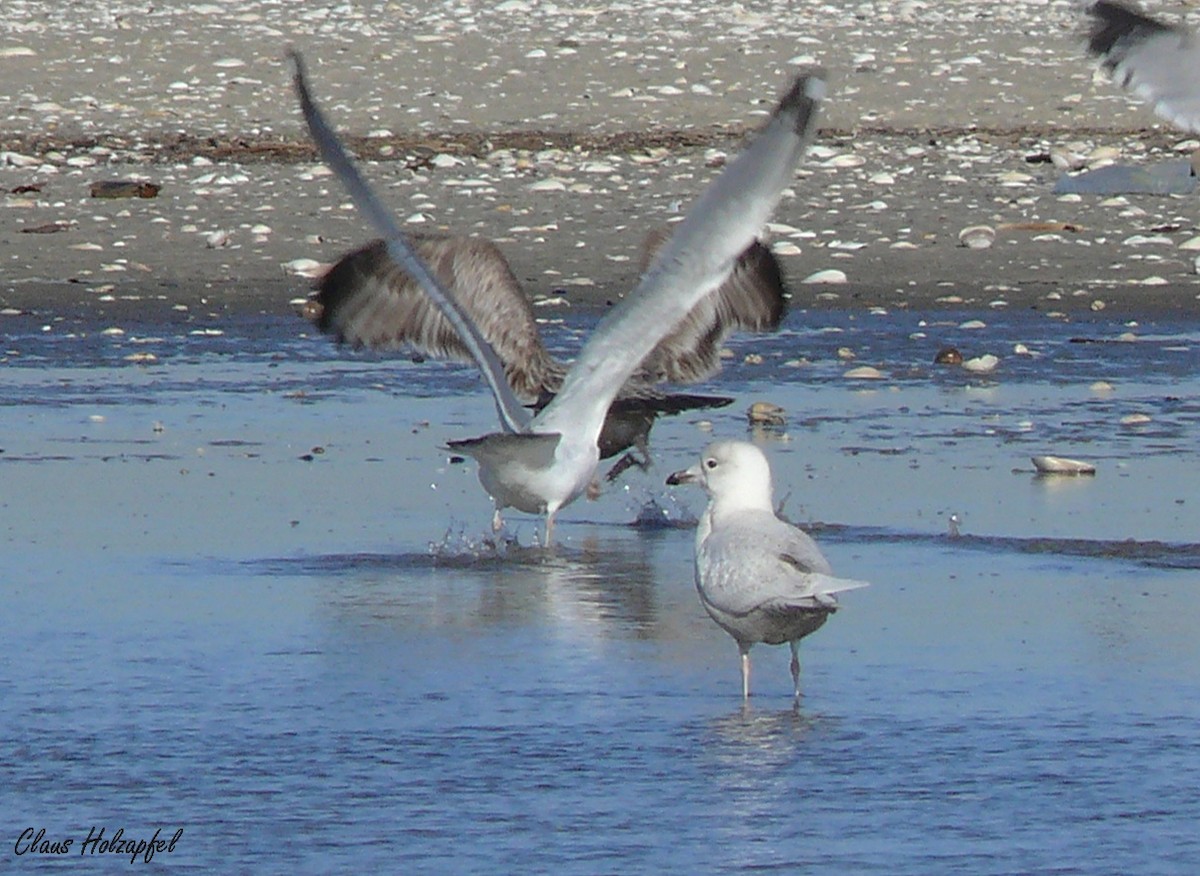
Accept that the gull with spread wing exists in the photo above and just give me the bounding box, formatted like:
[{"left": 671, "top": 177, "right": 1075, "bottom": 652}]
[
  {"left": 304, "top": 228, "right": 789, "bottom": 475},
  {"left": 289, "top": 50, "right": 823, "bottom": 543}
]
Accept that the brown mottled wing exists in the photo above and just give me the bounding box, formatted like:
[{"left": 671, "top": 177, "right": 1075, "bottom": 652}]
[
  {"left": 633, "top": 226, "right": 788, "bottom": 385},
  {"left": 309, "top": 234, "right": 560, "bottom": 402}
]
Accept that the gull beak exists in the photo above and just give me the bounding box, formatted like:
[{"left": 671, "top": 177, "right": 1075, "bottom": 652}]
[{"left": 666, "top": 463, "right": 701, "bottom": 486}]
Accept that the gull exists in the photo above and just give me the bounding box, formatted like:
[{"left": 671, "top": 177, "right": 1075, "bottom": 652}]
[
  {"left": 667, "top": 440, "right": 868, "bottom": 700},
  {"left": 289, "top": 50, "right": 824, "bottom": 543},
  {"left": 303, "top": 228, "right": 790, "bottom": 474},
  {"left": 1084, "top": 0, "right": 1200, "bottom": 133}
]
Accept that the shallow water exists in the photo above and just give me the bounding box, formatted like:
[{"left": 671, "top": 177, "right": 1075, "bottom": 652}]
[{"left": 2, "top": 306, "right": 1198, "bottom": 872}]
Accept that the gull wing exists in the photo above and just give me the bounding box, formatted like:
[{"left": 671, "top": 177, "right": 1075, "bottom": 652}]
[
  {"left": 1085, "top": 1, "right": 1200, "bottom": 132},
  {"left": 308, "top": 236, "right": 561, "bottom": 403},
  {"left": 288, "top": 49, "right": 531, "bottom": 433},
  {"left": 533, "top": 72, "right": 824, "bottom": 441},
  {"left": 635, "top": 228, "right": 788, "bottom": 385}
]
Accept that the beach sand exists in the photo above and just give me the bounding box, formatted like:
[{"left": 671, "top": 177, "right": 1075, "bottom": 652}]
[{"left": 2, "top": 0, "right": 1200, "bottom": 323}]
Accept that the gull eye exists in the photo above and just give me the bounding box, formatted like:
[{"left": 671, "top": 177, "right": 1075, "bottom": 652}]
[{"left": 704, "top": 457, "right": 718, "bottom": 470}]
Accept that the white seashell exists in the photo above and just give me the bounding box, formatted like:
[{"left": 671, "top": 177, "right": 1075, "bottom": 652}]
[
  {"left": 1090, "top": 381, "right": 1114, "bottom": 393},
  {"left": 1049, "top": 147, "right": 1086, "bottom": 171},
  {"left": 959, "top": 319, "right": 987, "bottom": 330},
  {"left": 843, "top": 365, "right": 885, "bottom": 380},
  {"left": 528, "top": 178, "right": 567, "bottom": 192},
  {"left": 962, "top": 354, "right": 1000, "bottom": 373},
  {"left": 213, "top": 58, "right": 246, "bottom": 68},
  {"left": 430, "top": 153, "right": 461, "bottom": 168},
  {"left": 771, "top": 242, "right": 803, "bottom": 256},
  {"left": 801, "top": 269, "right": 847, "bottom": 284},
  {"left": 1, "top": 151, "right": 40, "bottom": 167},
  {"left": 1122, "top": 234, "right": 1172, "bottom": 247},
  {"left": 1120, "top": 413, "right": 1152, "bottom": 426},
  {"left": 282, "top": 258, "right": 329, "bottom": 279},
  {"left": 204, "top": 230, "right": 231, "bottom": 248},
  {"left": 1032, "top": 455, "right": 1096, "bottom": 475},
  {"left": 1178, "top": 236, "right": 1200, "bottom": 251},
  {"left": 822, "top": 154, "right": 866, "bottom": 168},
  {"left": 868, "top": 172, "right": 895, "bottom": 185},
  {"left": 0, "top": 47, "right": 36, "bottom": 58},
  {"left": 958, "top": 225, "right": 995, "bottom": 249}
]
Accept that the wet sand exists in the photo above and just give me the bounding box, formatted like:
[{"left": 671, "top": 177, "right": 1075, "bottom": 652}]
[{"left": 3, "top": 0, "right": 1200, "bottom": 324}]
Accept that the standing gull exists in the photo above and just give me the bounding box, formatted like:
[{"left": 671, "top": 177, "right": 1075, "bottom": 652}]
[
  {"left": 305, "top": 229, "right": 789, "bottom": 474},
  {"left": 667, "top": 441, "right": 867, "bottom": 700},
  {"left": 1084, "top": 0, "right": 1200, "bottom": 132},
  {"left": 289, "top": 51, "right": 824, "bottom": 542}
]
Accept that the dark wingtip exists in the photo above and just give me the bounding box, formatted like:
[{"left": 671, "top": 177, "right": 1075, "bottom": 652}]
[
  {"left": 775, "top": 69, "right": 827, "bottom": 136},
  {"left": 1085, "top": 1, "right": 1173, "bottom": 61}
]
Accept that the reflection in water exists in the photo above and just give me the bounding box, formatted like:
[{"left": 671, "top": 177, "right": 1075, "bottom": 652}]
[{"left": 4, "top": 308, "right": 1200, "bottom": 872}]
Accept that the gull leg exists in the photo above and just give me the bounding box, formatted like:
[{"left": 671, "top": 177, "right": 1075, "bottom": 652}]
[
  {"left": 544, "top": 510, "right": 556, "bottom": 547},
  {"left": 492, "top": 505, "right": 504, "bottom": 533},
  {"left": 789, "top": 640, "right": 802, "bottom": 701},
  {"left": 739, "top": 644, "right": 752, "bottom": 700}
]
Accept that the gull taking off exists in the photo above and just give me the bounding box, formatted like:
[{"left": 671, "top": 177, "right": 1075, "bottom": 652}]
[
  {"left": 289, "top": 50, "right": 823, "bottom": 543},
  {"left": 1084, "top": 0, "right": 1200, "bottom": 132},
  {"left": 305, "top": 230, "right": 789, "bottom": 473},
  {"left": 667, "top": 441, "right": 867, "bottom": 700}
]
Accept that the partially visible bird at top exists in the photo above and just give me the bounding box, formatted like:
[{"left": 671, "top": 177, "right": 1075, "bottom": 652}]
[
  {"left": 667, "top": 440, "right": 868, "bottom": 700},
  {"left": 1084, "top": 0, "right": 1200, "bottom": 134},
  {"left": 289, "top": 48, "right": 824, "bottom": 544}
]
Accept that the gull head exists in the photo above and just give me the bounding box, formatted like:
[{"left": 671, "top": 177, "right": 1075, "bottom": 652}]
[{"left": 666, "top": 440, "right": 775, "bottom": 511}]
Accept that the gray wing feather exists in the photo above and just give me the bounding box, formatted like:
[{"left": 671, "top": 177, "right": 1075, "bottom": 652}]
[
  {"left": 699, "top": 511, "right": 866, "bottom": 618},
  {"left": 534, "top": 72, "right": 824, "bottom": 442}
]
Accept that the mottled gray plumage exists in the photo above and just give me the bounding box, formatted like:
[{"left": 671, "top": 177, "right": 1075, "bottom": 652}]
[
  {"left": 1085, "top": 1, "right": 1200, "bottom": 132},
  {"left": 310, "top": 230, "right": 788, "bottom": 402},
  {"left": 667, "top": 440, "right": 867, "bottom": 699}
]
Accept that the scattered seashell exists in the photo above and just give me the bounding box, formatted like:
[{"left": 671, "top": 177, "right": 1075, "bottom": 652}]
[
  {"left": 1120, "top": 413, "right": 1152, "bottom": 426},
  {"left": 958, "top": 225, "right": 996, "bottom": 249},
  {"left": 962, "top": 354, "right": 1000, "bottom": 373},
  {"left": 747, "top": 401, "right": 787, "bottom": 426},
  {"left": 843, "top": 365, "right": 885, "bottom": 380},
  {"left": 282, "top": 258, "right": 329, "bottom": 279},
  {"left": 1032, "top": 456, "right": 1096, "bottom": 475},
  {"left": 801, "top": 268, "right": 847, "bottom": 284}
]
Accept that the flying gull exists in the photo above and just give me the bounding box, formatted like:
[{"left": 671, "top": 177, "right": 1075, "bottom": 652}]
[
  {"left": 1084, "top": 0, "right": 1200, "bottom": 132},
  {"left": 667, "top": 441, "right": 867, "bottom": 699},
  {"left": 289, "top": 50, "right": 824, "bottom": 543},
  {"left": 304, "top": 228, "right": 790, "bottom": 475}
]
